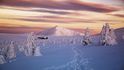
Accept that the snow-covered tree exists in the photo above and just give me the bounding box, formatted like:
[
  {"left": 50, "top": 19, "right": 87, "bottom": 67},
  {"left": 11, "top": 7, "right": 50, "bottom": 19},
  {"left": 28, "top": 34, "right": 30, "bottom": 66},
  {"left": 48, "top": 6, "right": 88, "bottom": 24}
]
[
  {"left": 82, "top": 28, "right": 91, "bottom": 46},
  {"left": 6, "top": 41, "right": 16, "bottom": 59},
  {"left": 25, "top": 32, "right": 41, "bottom": 56},
  {"left": 100, "top": 23, "right": 117, "bottom": 46},
  {"left": 25, "top": 32, "right": 35, "bottom": 56}
]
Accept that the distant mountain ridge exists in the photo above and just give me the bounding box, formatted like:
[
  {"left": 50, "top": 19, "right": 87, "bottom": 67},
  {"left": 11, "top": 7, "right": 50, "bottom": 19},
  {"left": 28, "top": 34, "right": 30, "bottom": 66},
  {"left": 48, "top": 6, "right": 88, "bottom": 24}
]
[{"left": 36, "top": 26, "right": 83, "bottom": 36}]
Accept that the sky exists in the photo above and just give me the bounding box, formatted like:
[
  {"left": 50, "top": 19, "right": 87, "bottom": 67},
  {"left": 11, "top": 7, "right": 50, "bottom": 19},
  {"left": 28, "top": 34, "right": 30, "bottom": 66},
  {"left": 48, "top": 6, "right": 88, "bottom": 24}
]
[{"left": 0, "top": 0, "right": 124, "bottom": 34}]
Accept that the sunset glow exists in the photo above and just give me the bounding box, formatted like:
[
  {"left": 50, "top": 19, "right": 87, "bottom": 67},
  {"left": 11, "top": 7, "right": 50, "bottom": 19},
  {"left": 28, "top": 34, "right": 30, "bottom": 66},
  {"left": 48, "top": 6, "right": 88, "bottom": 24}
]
[{"left": 0, "top": 0, "right": 124, "bottom": 34}]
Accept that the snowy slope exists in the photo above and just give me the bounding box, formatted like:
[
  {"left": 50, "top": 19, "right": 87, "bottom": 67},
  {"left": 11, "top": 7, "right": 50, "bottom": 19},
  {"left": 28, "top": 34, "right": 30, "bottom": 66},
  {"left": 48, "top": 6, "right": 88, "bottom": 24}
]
[
  {"left": 0, "top": 38, "right": 124, "bottom": 70},
  {"left": 36, "top": 26, "right": 83, "bottom": 36}
]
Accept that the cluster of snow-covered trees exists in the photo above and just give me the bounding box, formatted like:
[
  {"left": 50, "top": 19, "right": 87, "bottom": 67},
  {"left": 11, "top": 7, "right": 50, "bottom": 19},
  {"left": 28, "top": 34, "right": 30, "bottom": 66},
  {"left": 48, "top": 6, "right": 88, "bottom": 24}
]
[
  {"left": 82, "top": 23, "right": 117, "bottom": 46},
  {"left": 0, "top": 32, "right": 42, "bottom": 64},
  {"left": 24, "top": 32, "right": 42, "bottom": 56},
  {"left": 16, "top": 32, "right": 42, "bottom": 57},
  {"left": 0, "top": 41, "right": 16, "bottom": 64}
]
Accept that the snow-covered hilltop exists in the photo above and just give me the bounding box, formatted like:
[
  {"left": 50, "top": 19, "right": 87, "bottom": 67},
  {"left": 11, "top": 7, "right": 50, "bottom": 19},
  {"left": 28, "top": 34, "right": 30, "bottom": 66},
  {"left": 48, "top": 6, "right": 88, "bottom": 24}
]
[{"left": 36, "top": 26, "right": 83, "bottom": 36}]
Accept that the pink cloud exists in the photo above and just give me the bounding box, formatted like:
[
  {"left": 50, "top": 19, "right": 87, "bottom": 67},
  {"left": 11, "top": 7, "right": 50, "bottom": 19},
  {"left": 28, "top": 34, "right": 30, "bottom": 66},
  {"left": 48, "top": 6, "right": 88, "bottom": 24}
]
[{"left": 0, "top": 0, "right": 121, "bottom": 12}]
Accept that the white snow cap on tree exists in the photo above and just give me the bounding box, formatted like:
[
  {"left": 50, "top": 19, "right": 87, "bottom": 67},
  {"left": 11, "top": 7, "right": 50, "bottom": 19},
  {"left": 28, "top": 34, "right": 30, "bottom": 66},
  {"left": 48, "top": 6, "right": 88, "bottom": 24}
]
[
  {"left": 0, "top": 55, "right": 6, "bottom": 64},
  {"left": 100, "top": 23, "right": 117, "bottom": 46}
]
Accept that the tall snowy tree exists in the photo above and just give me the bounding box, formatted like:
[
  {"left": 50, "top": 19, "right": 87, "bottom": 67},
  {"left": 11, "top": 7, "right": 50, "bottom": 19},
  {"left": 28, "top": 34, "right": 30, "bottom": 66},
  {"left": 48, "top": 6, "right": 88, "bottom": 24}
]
[
  {"left": 25, "top": 32, "right": 36, "bottom": 56},
  {"left": 100, "top": 23, "right": 117, "bottom": 46},
  {"left": 25, "top": 32, "right": 41, "bottom": 56},
  {"left": 82, "top": 28, "right": 91, "bottom": 46}
]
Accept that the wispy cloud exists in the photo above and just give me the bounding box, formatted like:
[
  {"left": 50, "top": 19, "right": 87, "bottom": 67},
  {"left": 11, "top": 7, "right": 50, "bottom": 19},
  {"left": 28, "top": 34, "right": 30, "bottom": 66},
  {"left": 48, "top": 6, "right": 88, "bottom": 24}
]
[
  {"left": 108, "top": 10, "right": 124, "bottom": 17},
  {"left": 0, "top": 0, "right": 124, "bottom": 33},
  {"left": 0, "top": 0, "right": 122, "bottom": 12}
]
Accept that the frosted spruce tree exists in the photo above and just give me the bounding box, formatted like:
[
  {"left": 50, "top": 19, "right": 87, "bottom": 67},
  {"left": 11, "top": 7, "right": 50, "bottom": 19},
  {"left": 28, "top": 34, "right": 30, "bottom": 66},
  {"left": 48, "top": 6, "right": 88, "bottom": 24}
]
[
  {"left": 6, "top": 41, "right": 16, "bottom": 59},
  {"left": 25, "top": 32, "right": 35, "bottom": 56},
  {"left": 82, "top": 28, "right": 91, "bottom": 46},
  {"left": 25, "top": 32, "right": 41, "bottom": 56},
  {"left": 100, "top": 23, "right": 117, "bottom": 46}
]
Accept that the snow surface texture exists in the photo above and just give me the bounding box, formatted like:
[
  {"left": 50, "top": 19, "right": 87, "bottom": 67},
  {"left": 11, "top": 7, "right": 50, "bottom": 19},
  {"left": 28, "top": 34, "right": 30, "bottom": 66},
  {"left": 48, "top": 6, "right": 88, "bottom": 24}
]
[{"left": 43, "top": 46, "right": 93, "bottom": 70}]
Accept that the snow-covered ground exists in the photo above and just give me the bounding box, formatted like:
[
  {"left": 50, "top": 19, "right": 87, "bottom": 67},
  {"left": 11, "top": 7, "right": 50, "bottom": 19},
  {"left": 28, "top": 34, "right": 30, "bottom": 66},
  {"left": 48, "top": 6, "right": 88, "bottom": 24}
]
[
  {"left": 0, "top": 25, "right": 124, "bottom": 70},
  {"left": 0, "top": 33, "right": 124, "bottom": 70}
]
